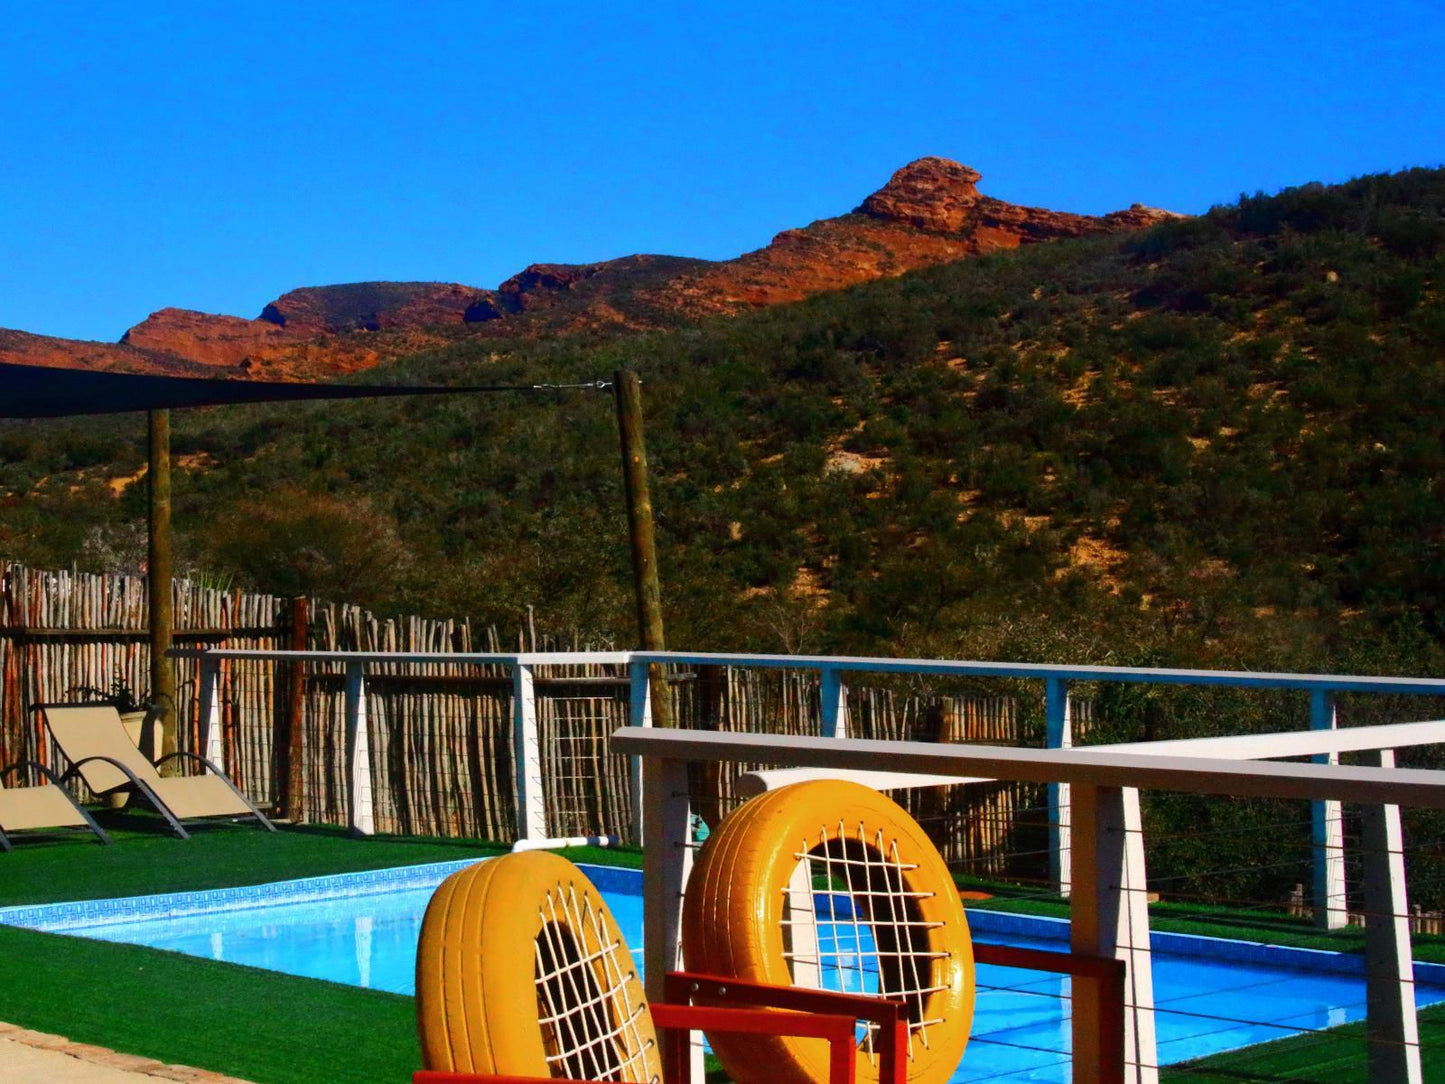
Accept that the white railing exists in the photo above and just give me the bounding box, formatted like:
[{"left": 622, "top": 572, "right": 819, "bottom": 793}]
[
  {"left": 177, "top": 647, "right": 1445, "bottom": 1084},
  {"left": 613, "top": 723, "right": 1445, "bottom": 1084},
  {"left": 182, "top": 649, "right": 632, "bottom": 839}
]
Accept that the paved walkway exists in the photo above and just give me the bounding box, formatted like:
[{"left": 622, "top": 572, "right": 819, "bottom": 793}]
[{"left": 0, "top": 1023, "right": 252, "bottom": 1084}]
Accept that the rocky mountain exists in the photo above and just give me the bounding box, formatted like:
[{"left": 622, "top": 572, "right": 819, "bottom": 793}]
[{"left": 0, "top": 158, "right": 1178, "bottom": 380}]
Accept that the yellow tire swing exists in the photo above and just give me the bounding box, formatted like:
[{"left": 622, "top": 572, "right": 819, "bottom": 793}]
[
  {"left": 416, "top": 850, "right": 662, "bottom": 1083},
  {"left": 683, "top": 780, "right": 975, "bottom": 1084}
]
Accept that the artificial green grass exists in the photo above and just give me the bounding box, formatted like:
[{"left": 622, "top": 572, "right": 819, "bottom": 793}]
[
  {"left": 956, "top": 875, "right": 1445, "bottom": 963},
  {"left": 0, "top": 808, "right": 641, "bottom": 907},
  {"left": 0, "top": 923, "right": 417, "bottom": 1084},
  {"left": 1160, "top": 1000, "right": 1445, "bottom": 1083},
  {"left": 0, "top": 816, "right": 643, "bottom": 1082}
]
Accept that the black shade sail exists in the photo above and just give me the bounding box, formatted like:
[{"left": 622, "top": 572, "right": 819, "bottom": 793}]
[{"left": 0, "top": 361, "right": 597, "bottom": 418}]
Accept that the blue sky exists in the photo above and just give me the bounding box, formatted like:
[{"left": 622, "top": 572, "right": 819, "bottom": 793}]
[{"left": 2, "top": 2, "right": 1441, "bottom": 343}]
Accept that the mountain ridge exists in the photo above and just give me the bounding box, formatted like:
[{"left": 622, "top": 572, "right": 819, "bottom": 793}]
[{"left": 0, "top": 158, "right": 1178, "bottom": 381}]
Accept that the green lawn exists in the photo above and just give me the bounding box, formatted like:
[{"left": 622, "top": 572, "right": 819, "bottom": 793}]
[
  {"left": 1162, "top": 1001, "right": 1445, "bottom": 1083},
  {"left": 0, "top": 923, "right": 419, "bottom": 1084},
  {"left": 957, "top": 875, "right": 1445, "bottom": 963},
  {"left": 0, "top": 812, "right": 640, "bottom": 1083},
  {"left": 0, "top": 813, "right": 513, "bottom": 907}
]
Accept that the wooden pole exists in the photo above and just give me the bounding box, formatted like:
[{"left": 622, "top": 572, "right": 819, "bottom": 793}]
[
  {"left": 147, "top": 409, "right": 177, "bottom": 761},
  {"left": 284, "top": 595, "right": 309, "bottom": 821},
  {"left": 614, "top": 369, "right": 673, "bottom": 729}
]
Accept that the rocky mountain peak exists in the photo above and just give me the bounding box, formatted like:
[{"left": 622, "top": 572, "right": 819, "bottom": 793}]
[{"left": 857, "top": 157, "right": 985, "bottom": 233}]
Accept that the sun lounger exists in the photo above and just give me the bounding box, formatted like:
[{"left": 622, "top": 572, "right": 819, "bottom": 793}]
[
  {"left": 0, "top": 760, "right": 111, "bottom": 851},
  {"left": 39, "top": 705, "right": 276, "bottom": 839}
]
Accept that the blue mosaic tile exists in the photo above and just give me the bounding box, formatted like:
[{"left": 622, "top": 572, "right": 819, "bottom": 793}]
[
  {"left": 0, "top": 856, "right": 491, "bottom": 933},
  {"left": 0, "top": 853, "right": 644, "bottom": 935}
]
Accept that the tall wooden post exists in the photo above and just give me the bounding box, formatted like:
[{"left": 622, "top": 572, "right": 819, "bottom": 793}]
[
  {"left": 147, "top": 409, "right": 177, "bottom": 762},
  {"left": 614, "top": 369, "right": 673, "bottom": 729},
  {"left": 283, "top": 595, "right": 309, "bottom": 821}
]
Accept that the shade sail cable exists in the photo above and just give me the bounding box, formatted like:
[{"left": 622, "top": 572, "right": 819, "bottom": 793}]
[{"left": 0, "top": 361, "right": 611, "bottom": 418}]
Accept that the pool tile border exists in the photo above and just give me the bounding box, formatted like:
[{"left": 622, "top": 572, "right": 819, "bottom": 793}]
[{"left": 0, "top": 858, "right": 645, "bottom": 934}]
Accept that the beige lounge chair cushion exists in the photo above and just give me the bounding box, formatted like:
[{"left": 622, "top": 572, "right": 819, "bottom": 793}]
[
  {"left": 0, "top": 782, "right": 87, "bottom": 832},
  {"left": 44, "top": 705, "right": 255, "bottom": 822},
  {"left": 43, "top": 705, "right": 161, "bottom": 795},
  {"left": 148, "top": 775, "right": 253, "bottom": 820}
]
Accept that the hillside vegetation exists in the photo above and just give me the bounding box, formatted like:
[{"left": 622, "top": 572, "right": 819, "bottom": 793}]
[{"left": 3, "top": 166, "right": 1444, "bottom": 680}]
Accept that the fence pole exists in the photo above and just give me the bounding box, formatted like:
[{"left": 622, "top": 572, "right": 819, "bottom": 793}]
[
  {"left": 512, "top": 662, "right": 546, "bottom": 840},
  {"left": 283, "top": 596, "right": 309, "bottom": 821},
  {"left": 198, "top": 656, "right": 222, "bottom": 771},
  {"left": 629, "top": 657, "right": 654, "bottom": 844},
  {"left": 819, "top": 667, "right": 850, "bottom": 739},
  {"left": 1046, "top": 677, "right": 1072, "bottom": 896},
  {"left": 613, "top": 369, "right": 674, "bottom": 730},
  {"left": 147, "top": 409, "right": 177, "bottom": 764},
  {"left": 344, "top": 661, "right": 375, "bottom": 836},
  {"left": 1359, "top": 747, "right": 1422, "bottom": 1084},
  {"left": 1311, "top": 689, "right": 1348, "bottom": 928}
]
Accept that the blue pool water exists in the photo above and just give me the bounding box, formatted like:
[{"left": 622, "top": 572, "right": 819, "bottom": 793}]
[{"left": 6, "top": 861, "right": 1442, "bottom": 1084}]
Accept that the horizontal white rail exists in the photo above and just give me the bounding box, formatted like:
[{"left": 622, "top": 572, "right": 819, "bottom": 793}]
[
  {"left": 737, "top": 767, "right": 990, "bottom": 797},
  {"left": 175, "top": 646, "right": 1445, "bottom": 697},
  {"left": 171, "top": 648, "right": 633, "bottom": 666},
  {"left": 738, "top": 719, "right": 1445, "bottom": 794},
  {"left": 634, "top": 650, "right": 1445, "bottom": 695},
  {"left": 612, "top": 727, "right": 1445, "bottom": 806}
]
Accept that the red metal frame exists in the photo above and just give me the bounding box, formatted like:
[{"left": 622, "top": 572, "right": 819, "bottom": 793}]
[
  {"left": 414, "top": 970, "right": 907, "bottom": 1084},
  {"left": 972, "top": 943, "right": 1127, "bottom": 1084}
]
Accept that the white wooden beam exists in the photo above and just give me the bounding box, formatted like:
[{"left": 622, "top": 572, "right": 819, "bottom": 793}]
[
  {"left": 736, "top": 766, "right": 989, "bottom": 798},
  {"left": 198, "top": 656, "right": 223, "bottom": 771},
  {"left": 612, "top": 728, "right": 1445, "bottom": 807},
  {"left": 1359, "top": 748, "right": 1422, "bottom": 1084},
  {"left": 1071, "top": 784, "right": 1156, "bottom": 1083},
  {"left": 512, "top": 663, "right": 546, "bottom": 840},
  {"left": 343, "top": 661, "right": 374, "bottom": 836},
  {"left": 729, "top": 720, "right": 1445, "bottom": 798},
  {"left": 629, "top": 651, "right": 1445, "bottom": 697},
  {"left": 1311, "top": 690, "right": 1348, "bottom": 929},
  {"left": 819, "top": 667, "right": 850, "bottom": 739},
  {"left": 1046, "top": 677, "right": 1072, "bottom": 897},
  {"left": 628, "top": 658, "right": 654, "bottom": 845},
  {"left": 641, "top": 755, "right": 700, "bottom": 1081}
]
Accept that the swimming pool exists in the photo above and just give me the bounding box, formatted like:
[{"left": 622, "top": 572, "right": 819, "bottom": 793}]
[{"left": 4, "top": 859, "right": 1441, "bottom": 1084}]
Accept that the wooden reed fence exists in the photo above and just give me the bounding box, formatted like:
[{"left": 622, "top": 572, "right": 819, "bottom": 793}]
[
  {"left": 1286, "top": 884, "right": 1445, "bottom": 935},
  {"left": 2, "top": 561, "right": 1050, "bottom": 872}
]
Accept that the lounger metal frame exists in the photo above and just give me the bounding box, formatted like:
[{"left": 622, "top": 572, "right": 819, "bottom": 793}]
[
  {"left": 0, "top": 759, "right": 112, "bottom": 851},
  {"left": 33, "top": 703, "right": 277, "bottom": 839}
]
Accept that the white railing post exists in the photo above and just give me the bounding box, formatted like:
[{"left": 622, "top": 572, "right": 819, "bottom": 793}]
[
  {"left": 198, "top": 655, "right": 223, "bottom": 771},
  {"left": 819, "top": 666, "right": 850, "bottom": 739},
  {"left": 1071, "top": 783, "right": 1158, "bottom": 1084},
  {"left": 629, "top": 657, "right": 655, "bottom": 845},
  {"left": 1045, "top": 677, "right": 1072, "bottom": 896},
  {"left": 641, "top": 753, "right": 699, "bottom": 1080},
  {"left": 343, "top": 661, "right": 374, "bottom": 836},
  {"left": 512, "top": 662, "right": 546, "bottom": 841},
  {"left": 1311, "top": 689, "right": 1348, "bottom": 929},
  {"left": 1359, "top": 747, "right": 1422, "bottom": 1084}
]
